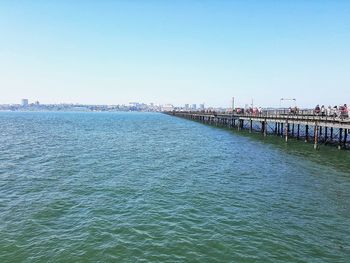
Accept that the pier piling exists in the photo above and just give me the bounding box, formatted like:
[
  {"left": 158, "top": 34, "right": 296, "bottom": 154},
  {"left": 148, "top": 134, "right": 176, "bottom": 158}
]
[
  {"left": 338, "top": 128, "right": 343, "bottom": 150},
  {"left": 344, "top": 129, "right": 348, "bottom": 149},
  {"left": 314, "top": 124, "right": 319, "bottom": 150}
]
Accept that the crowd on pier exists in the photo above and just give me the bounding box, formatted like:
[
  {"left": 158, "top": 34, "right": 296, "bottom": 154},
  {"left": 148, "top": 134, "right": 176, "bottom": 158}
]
[
  {"left": 226, "top": 105, "right": 349, "bottom": 119},
  {"left": 185, "top": 104, "right": 350, "bottom": 120},
  {"left": 238, "top": 104, "right": 349, "bottom": 119},
  {"left": 314, "top": 104, "right": 349, "bottom": 119}
]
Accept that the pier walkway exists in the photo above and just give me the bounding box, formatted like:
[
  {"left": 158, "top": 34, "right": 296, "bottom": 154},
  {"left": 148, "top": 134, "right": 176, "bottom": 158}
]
[{"left": 165, "top": 111, "right": 350, "bottom": 150}]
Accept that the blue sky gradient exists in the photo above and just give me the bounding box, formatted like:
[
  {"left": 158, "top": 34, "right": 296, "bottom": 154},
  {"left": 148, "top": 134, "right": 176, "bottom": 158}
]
[{"left": 0, "top": 0, "right": 349, "bottom": 107}]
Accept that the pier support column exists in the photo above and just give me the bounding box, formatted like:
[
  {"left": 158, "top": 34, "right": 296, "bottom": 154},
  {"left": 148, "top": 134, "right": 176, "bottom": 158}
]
[
  {"left": 285, "top": 122, "right": 288, "bottom": 142},
  {"left": 249, "top": 119, "right": 253, "bottom": 133},
  {"left": 274, "top": 122, "right": 277, "bottom": 134},
  {"left": 292, "top": 124, "right": 295, "bottom": 137},
  {"left": 338, "top": 128, "right": 343, "bottom": 150},
  {"left": 314, "top": 124, "right": 319, "bottom": 150},
  {"left": 305, "top": 125, "right": 309, "bottom": 142},
  {"left": 344, "top": 129, "right": 348, "bottom": 149},
  {"left": 297, "top": 124, "right": 300, "bottom": 140},
  {"left": 263, "top": 119, "right": 267, "bottom": 136},
  {"left": 324, "top": 127, "right": 328, "bottom": 143},
  {"left": 330, "top": 127, "right": 333, "bottom": 141},
  {"left": 280, "top": 123, "right": 284, "bottom": 137}
]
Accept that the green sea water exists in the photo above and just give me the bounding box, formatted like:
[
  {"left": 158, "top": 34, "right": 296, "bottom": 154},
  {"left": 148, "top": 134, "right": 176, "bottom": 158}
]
[{"left": 0, "top": 112, "right": 349, "bottom": 262}]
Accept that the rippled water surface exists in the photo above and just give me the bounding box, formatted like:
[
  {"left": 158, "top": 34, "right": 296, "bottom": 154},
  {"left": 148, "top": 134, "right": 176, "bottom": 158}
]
[{"left": 0, "top": 112, "right": 349, "bottom": 262}]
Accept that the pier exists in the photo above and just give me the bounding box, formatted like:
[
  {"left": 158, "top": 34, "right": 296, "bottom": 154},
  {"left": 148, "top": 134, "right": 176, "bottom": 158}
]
[{"left": 165, "top": 111, "right": 350, "bottom": 150}]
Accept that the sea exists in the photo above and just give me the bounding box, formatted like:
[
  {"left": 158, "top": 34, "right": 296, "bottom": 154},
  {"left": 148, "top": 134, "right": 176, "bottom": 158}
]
[{"left": 0, "top": 112, "right": 349, "bottom": 262}]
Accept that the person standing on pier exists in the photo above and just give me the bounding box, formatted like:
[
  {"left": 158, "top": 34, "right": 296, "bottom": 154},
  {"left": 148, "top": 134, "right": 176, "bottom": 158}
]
[
  {"left": 314, "top": 105, "right": 321, "bottom": 115},
  {"left": 333, "top": 105, "right": 339, "bottom": 117},
  {"left": 321, "top": 105, "right": 325, "bottom": 116},
  {"left": 340, "top": 104, "right": 348, "bottom": 119}
]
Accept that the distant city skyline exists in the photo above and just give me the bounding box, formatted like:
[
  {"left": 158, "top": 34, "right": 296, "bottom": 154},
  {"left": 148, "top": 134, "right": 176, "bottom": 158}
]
[{"left": 1, "top": 1, "right": 350, "bottom": 108}]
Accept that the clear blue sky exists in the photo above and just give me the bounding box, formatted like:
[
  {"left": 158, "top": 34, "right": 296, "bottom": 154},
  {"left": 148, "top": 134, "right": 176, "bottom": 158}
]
[{"left": 0, "top": 0, "right": 349, "bottom": 108}]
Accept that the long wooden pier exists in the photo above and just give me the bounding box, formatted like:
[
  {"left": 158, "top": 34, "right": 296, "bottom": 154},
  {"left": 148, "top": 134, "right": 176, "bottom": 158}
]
[{"left": 165, "top": 111, "right": 350, "bottom": 150}]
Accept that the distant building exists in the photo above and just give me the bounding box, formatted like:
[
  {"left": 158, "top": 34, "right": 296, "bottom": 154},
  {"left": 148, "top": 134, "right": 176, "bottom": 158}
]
[
  {"left": 199, "top": 104, "right": 205, "bottom": 110},
  {"left": 21, "top": 99, "right": 29, "bottom": 107},
  {"left": 35, "top": 101, "right": 40, "bottom": 105},
  {"left": 129, "top": 102, "right": 140, "bottom": 107},
  {"left": 162, "top": 104, "right": 174, "bottom": 112},
  {"left": 191, "top": 104, "right": 197, "bottom": 110},
  {"left": 185, "top": 104, "right": 189, "bottom": 110}
]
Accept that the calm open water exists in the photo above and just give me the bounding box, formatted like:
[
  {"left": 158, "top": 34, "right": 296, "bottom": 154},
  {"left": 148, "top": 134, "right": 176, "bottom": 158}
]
[{"left": 0, "top": 112, "right": 349, "bottom": 263}]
